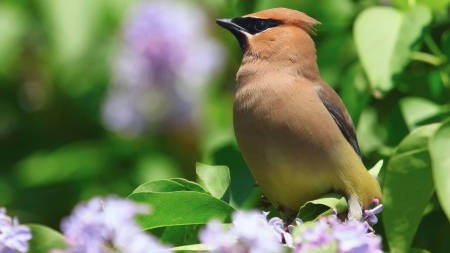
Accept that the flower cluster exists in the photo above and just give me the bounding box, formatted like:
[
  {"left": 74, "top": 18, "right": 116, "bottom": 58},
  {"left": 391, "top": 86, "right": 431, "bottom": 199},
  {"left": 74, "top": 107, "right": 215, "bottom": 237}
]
[
  {"left": 293, "top": 217, "right": 382, "bottom": 253},
  {"left": 0, "top": 207, "right": 32, "bottom": 253},
  {"left": 102, "top": 0, "right": 224, "bottom": 136},
  {"left": 200, "top": 205, "right": 383, "bottom": 253},
  {"left": 53, "top": 196, "right": 171, "bottom": 253},
  {"left": 292, "top": 205, "right": 383, "bottom": 253}
]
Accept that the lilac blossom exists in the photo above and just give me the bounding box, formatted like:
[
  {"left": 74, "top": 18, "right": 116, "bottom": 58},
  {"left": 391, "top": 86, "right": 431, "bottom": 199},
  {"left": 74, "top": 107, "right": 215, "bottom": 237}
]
[
  {"left": 230, "top": 211, "right": 284, "bottom": 253},
  {"left": 199, "top": 211, "right": 287, "bottom": 253},
  {"left": 199, "top": 219, "right": 238, "bottom": 252},
  {"left": 0, "top": 207, "right": 32, "bottom": 253},
  {"left": 292, "top": 211, "right": 383, "bottom": 253},
  {"left": 200, "top": 204, "right": 384, "bottom": 253},
  {"left": 267, "top": 213, "right": 295, "bottom": 247},
  {"left": 55, "top": 196, "right": 171, "bottom": 253},
  {"left": 102, "top": 0, "right": 224, "bottom": 136},
  {"left": 329, "top": 219, "right": 382, "bottom": 253},
  {"left": 292, "top": 218, "right": 334, "bottom": 252},
  {"left": 363, "top": 204, "right": 383, "bottom": 225}
]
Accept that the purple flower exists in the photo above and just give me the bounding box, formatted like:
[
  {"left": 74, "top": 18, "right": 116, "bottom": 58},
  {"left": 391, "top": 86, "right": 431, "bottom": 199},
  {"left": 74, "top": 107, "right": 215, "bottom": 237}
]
[
  {"left": 199, "top": 211, "right": 285, "bottom": 253},
  {"left": 230, "top": 211, "right": 282, "bottom": 253},
  {"left": 292, "top": 214, "right": 383, "bottom": 253},
  {"left": 329, "top": 219, "right": 382, "bottom": 253},
  {"left": 102, "top": 0, "right": 224, "bottom": 136},
  {"left": 363, "top": 204, "right": 383, "bottom": 225},
  {"left": 56, "top": 196, "right": 171, "bottom": 253},
  {"left": 0, "top": 208, "right": 32, "bottom": 253},
  {"left": 292, "top": 218, "right": 334, "bottom": 252},
  {"left": 199, "top": 220, "right": 237, "bottom": 253},
  {"left": 267, "top": 214, "right": 294, "bottom": 247},
  {"left": 121, "top": 232, "right": 170, "bottom": 253},
  {"left": 201, "top": 210, "right": 383, "bottom": 253}
]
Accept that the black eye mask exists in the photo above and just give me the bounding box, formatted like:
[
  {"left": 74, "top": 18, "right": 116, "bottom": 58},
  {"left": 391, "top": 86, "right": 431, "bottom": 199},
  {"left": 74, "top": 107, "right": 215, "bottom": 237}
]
[{"left": 231, "top": 17, "right": 281, "bottom": 35}]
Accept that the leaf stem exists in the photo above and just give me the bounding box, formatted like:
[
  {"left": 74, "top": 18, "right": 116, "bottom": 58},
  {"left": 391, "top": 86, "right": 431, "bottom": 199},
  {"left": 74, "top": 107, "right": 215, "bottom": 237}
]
[{"left": 410, "top": 52, "right": 442, "bottom": 66}]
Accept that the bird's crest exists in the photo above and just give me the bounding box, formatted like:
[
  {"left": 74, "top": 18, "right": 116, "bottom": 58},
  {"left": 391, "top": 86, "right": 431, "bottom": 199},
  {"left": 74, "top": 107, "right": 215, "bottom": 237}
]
[{"left": 244, "top": 8, "right": 321, "bottom": 35}]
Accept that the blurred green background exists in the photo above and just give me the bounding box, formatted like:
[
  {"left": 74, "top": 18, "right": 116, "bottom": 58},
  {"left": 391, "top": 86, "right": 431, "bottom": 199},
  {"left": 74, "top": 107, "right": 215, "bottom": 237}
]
[{"left": 1, "top": 0, "right": 450, "bottom": 252}]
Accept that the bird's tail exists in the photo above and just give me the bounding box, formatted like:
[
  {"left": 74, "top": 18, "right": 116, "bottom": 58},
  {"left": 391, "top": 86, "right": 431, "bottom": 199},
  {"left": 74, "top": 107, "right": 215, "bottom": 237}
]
[{"left": 336, "top": 159, "right": 382, "bottom": 220}]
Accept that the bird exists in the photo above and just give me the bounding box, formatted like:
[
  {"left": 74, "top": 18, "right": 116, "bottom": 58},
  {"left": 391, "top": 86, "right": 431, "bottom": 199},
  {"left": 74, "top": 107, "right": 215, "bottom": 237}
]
[{"left": 216, "top": 8, "right": 381, "bottom": 223}]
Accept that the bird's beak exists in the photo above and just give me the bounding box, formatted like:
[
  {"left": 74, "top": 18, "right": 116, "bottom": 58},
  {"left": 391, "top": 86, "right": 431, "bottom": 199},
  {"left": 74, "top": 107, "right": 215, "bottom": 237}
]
[
  {"left": 216, "top": 18, "right": 249, "bottom": 53},
  {"left": 216, "top": 18, "right": 245, "bottom": 34}
]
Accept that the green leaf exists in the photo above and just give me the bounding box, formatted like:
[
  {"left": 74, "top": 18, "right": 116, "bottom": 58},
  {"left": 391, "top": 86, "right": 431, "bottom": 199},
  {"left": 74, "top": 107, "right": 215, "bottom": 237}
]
[
  {"left": 203, "top": 141, "right": 254, "bottom": 207},
  {"left": 390, "top": 0, "right": 450, "bottom": 12},
  {"left": 132, "top": 178, "right": 207, "bottom": 194},
  {"left": 297, "top": 193, "right": 347, "bottom": 222},
  {"left": 429, "top": 118, "right": 450, "bottom": 221},
  {"left": 171, "top": 179, "right": 210, "bottom": 193},
  {"left": 128, "top": 192, "right": 234, "bottom": 230},
  {"left": 28, "top": 224, "right": 66, "bottom": 253},
  {"left": 0, "top": 4, "right": 27, "bottom": 74},
  {"left": 196, "top": 163, "right": 230, "bottom": 200},
  {"left": 400, "top": 97, "right": 443, "bottom": 131},
  {"left": 383, "top": 124, "right": 439, "bottom": 253},
  {"left": 354, "top": 6, "right": 432, "bottom": 92},
  {"left": 158, "top": 225, "right": 202, "bottom": 247},
  {"left": 369, "top": 160, "right": 383, "bottom": 178}
]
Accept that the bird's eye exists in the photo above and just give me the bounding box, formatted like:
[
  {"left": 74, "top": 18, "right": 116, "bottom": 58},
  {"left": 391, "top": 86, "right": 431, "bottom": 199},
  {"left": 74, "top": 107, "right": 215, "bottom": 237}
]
[{"left": 254, "top": 21, "right": 268, "bottom": 32}]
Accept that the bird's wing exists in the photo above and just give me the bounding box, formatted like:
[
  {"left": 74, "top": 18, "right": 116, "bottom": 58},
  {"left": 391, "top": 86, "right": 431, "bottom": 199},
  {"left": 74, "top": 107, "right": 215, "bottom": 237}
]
[{"left": 314, "top": 82, "right": 362, "bottom": 159}]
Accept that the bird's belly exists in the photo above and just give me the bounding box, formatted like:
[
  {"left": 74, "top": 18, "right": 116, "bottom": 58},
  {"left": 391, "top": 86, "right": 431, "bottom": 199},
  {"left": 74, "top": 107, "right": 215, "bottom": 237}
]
[
  {"left": 242, "top": 130, "right": 335, "bottom": 212},
  {"left": 233, "top": 91, "right": 342, "bottom": 213}
]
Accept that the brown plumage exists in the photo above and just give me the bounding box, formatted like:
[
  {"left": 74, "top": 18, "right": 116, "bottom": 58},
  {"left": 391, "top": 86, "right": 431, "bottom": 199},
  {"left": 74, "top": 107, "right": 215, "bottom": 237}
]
[{"left": 216, "top": 8, "right": 381, "bottom": 223}]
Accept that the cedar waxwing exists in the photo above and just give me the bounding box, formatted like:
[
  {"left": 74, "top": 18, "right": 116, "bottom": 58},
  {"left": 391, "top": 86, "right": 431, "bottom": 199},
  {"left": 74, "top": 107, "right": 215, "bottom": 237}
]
[{"left": 216, "top": 8, "right": 381, "bottom": 223}]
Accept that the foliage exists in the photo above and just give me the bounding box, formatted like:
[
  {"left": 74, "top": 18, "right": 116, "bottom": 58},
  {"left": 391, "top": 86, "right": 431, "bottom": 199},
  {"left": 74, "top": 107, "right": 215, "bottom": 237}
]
[
  {"left": 1, "top": 0, "right": 450, "bottom": 252},
  {"left": 24, "top": 164, "right": 381, "bottom": 252}
]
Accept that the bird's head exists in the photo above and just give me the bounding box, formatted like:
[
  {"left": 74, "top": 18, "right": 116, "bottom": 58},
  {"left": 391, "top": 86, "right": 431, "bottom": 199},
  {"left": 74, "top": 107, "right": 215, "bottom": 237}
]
[{"left": 216, "top": 8, "right": 320, "bottom": 55}]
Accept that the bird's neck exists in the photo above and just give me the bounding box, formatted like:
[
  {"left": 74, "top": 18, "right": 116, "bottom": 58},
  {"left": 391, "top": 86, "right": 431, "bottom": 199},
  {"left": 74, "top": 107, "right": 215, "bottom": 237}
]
[{"left": 238, "top": 36, "right": 321, "bottom": 83}]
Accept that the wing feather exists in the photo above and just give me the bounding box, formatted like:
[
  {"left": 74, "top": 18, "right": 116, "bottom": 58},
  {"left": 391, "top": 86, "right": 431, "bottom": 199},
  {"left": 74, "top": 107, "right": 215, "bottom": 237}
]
[{"left": 314, "top": 82, "right": 362, "bottom": 159}]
